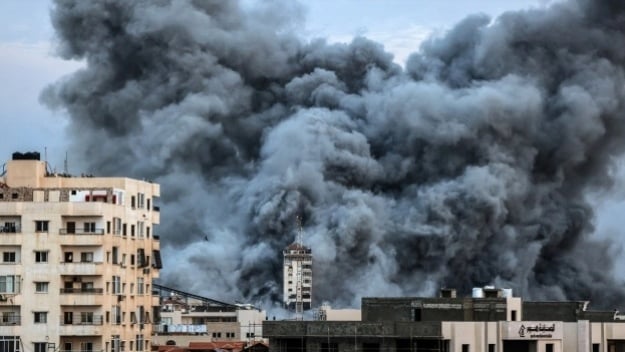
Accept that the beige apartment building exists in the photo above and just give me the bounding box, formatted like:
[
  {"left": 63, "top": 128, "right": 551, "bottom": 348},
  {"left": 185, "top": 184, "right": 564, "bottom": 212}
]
[{"left": 0, "top": 152, "right": 162, "bottom": 352}]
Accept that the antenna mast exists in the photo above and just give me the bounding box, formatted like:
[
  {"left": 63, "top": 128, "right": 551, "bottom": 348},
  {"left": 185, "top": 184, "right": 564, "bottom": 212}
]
[{"left": 295, "top": 215, "right": 304, "bottom": 320}]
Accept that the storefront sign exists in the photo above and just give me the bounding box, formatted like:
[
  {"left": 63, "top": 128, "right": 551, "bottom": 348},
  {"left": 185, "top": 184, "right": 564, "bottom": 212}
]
[{"left": 503, "top": 321, "right": 562, "bottom": 340}]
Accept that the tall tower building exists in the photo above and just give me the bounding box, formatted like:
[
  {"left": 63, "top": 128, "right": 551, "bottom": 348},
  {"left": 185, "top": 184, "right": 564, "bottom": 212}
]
[
  {"left": 283, "top": 230, "right": 312, "bottom": 317},
  {"left": 0, "top": 152, "right": 162, "bottom": 352}
]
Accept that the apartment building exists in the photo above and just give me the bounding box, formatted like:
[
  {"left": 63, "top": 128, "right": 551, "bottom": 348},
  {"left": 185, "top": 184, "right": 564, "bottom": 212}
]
[
  {"left": 283, "top": 243, "right": 312, "bottom": 313},
  {"left": 0, "top": 152, "right": 162, "bottom": 352}
]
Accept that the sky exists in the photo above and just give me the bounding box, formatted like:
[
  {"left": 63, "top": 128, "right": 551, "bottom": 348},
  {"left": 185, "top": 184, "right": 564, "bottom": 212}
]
[
  {"left": 2, "top": 0, "right": 624, "bottom": 273},
  {"left": 1, "top": 0, "right": 552, "bottom": 169}
]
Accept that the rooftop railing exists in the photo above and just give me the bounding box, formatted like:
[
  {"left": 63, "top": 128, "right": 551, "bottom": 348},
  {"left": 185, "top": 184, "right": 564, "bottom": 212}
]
[{"left": 59, "top": 229, "right": 105, "bottom": 235}]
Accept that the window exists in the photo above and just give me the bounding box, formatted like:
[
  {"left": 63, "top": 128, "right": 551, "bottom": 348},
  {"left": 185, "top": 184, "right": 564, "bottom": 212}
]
[
  {"left": 112, "top": 276, "right": 121, "bottom": 294},
  {"left": 0, "top": 336, "right": 20, "bottom": 352},
  {"left": 135, "top": 335, "right": 144, "bottom": 352},
  {"left": 34, "top": 251, "right": 48, "bottom": 263},
  {"left": 212, "top": 332, "right": 221, "bottom": 338},
  {"left": 34, "top": 343, "right": 47, "bottom": 352},
  {"left": 112, "top": 247, "right": 119, "bottom": 264},
  {"left": 226, "top": 332, "right": 235, "bottom": 338},
  {"left": 136, "top": 278, "right": 144, "bottom": 295},
  {"left": 83, "top": 222, "right": 96, "bottom": 233},
  {"left": 489, "top": 344, "right": 495, "bottom": 352},
  {"left": 137, "top": 222, "right": 144, "bottom": 238},
  {"left": 511, "top": 310, "right": 517, "bottom": 321},
  {"left": 64, "top": 344, "right": 72, "bottom": 352},
  {"left": 462, "top": 344, "right": 470, "bottom": 352},
  {"left": 65, "top": 252, "right": 73, "bottom": 263},
  {"left": 81, "top": 252, "right": 94, "bottom": 263},
  {"left": 81, "top": 342, "right": 93, "bottom": 352},
  {"left": 81, "top": 312, "right": 94, "bottom": 324},
  {"left": 412, "top": 308, "right": 422, "bottom": 321},
  {"left": 131, "top": 196, "right": 136, "bottom": 209},
  {"left": 35, "top": 282, "right": 48, "bottom": 293},
  {"left": 3, "top": 252, "right": 15, "bottom": 263},
  {"left": 64, "top": 312, "right": 73, "bottom": 325},
  {"left": 120, "top": 341, "right": 125, "bottom": 352},
  {"left": 34, "top": 312, "right": 47, "bottom": 324},
  {"left": 593, "top": 344, "right": 600, "bottom": 352},
  {"left": 113, "top": 218, "right": 122, "bottom": 235},
  {"left": 35, "top": 221, "right": 48, "bottom": 232},
  {"left": 112, "top": 306, "right": 121, "bottom": 325},
  {"left": 137, "top": 193, "right": 145, "bottom": 209},
  {"left": 2, "top": 312, "right": 18, "bottom": 325},
  {"left": 246, "top": 333, "right": 255, "bottom": 338},
  {"left": 131, "top": 225, "right": 135, "bottom": 237},
  {"left": 107, "top": 221, "right": 111, "bottom": 234},
  {"left": 66, "top": 221, "right": 76, "bottom": 234},
  {"left": 546, "top": 344, "right": 553, "bottom": 352},
  {"left": 0, "top": 275, "right": 20, "bottom": 293},
  {"left": 111, "top": 335, "right": 120, "bottom": 352}
]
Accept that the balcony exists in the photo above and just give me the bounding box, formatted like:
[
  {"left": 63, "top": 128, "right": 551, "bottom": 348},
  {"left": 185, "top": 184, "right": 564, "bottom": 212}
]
[
  {"left": 60, "top": 288, "right": 103, "bottom": 294},
  {"left": 59, "top": 202, "right": 107, "bottom": 216},
  {"left": 59, "top": 288, "right": 104, "bottom": 306},
  {"left": 59, "top": 230, "right": 104, "bottom": 246},
  {"left": 59, "top": 324, "right": 103, "bottom": 336},
  {"left": 60, "top": 229, "right": 104, "bottom": 235},
  {"left": 59, "top": 262, "right": 104, "bottom": 276},
  {"left": 0, "top": 224, "right": 20, "bottom": 233},
  {"left": 0, "top": 315, "right": 20, "bottom": 326},
  {"left": 60, "top": 315, "right": 103, "bottom": 325}
]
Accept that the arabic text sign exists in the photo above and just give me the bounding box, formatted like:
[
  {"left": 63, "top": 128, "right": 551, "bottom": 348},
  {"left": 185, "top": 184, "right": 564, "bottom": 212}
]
[{"left": 502, "top": 322, "right": 562, "bottom": 340}]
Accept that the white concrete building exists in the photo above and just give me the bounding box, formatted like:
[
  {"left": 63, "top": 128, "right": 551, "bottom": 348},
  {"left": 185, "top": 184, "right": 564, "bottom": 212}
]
[
  {"left": 152, "top": 284, "right": 266, "bottom": 347},
  {"left": 0, "top": 152, "right": 161, "bottom": 352},
  {"left": 283, "top": 243, "right": 312, "bottom": 312}
]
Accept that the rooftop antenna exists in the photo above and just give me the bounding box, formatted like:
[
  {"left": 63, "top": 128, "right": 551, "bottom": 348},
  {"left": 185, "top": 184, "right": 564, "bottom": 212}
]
[
  {"left": 64, "top": 151, "right": 68, "bottom": 175},
  {"left": 296, "top": 215, "right": 303, "bottom": 246}
]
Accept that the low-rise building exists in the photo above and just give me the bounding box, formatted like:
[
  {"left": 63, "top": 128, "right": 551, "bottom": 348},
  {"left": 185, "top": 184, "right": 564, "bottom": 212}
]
[
  {"left": 152, "top": 284, "right": 266, "bottom": 347},
  {"left": 263, "top": 287, "right": 625, "bottom": 352}
]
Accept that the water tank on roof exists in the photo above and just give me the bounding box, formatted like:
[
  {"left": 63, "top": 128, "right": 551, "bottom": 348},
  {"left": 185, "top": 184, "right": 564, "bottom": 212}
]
[
  {"left": 12, "top": 152, "right": 40, "bottom": 160},
  {"left": 472, "top": 287, "right": 484, "bottom": 298}
]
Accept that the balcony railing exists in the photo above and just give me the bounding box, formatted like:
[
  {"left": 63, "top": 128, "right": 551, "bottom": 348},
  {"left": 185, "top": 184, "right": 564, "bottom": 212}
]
[
  {"left": 59, "top": 229, "right": 104, "bottom": 235},
  {"left": 60, "top": 315, "right": 103, "bottom": 325},
  {"left": 0, "top": 225, "right": 20, "bottom": 233},
  {"left": 0, "top": 316, "right": 20, "bottom": 326},
  {"left": 60, "top": 288, "right": 103, "bottom": 294}
]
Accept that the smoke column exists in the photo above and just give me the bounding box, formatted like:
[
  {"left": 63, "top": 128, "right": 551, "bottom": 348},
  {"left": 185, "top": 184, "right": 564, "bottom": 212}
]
[{"left": 43, "top": 0, "right": 625, "bottom": 308}]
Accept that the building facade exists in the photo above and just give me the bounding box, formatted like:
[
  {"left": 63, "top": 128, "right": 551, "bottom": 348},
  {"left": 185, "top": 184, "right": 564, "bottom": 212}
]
[
  {"left": 283, "top": 243, "right": 312, "bottom": 313},
  {"left": 152, "top": 284, "right": 266, "bottom": 347},
  {"left": 0, "top": 153, "right": 162, "bottom": 352},
  {"left": 264, "top": 287, "right": 625, "bottom": 352}
]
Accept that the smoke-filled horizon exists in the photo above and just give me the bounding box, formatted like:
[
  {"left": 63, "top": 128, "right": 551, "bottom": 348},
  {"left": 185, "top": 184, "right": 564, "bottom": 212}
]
[{"left": 43, "top": 0, "right": 625, "bottom": 309}]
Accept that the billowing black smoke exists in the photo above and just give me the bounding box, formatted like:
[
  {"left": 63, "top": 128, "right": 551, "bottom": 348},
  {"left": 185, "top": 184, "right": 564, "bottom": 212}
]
[{"left": 43, "top": 0, "right": 625, "bottom": 308}]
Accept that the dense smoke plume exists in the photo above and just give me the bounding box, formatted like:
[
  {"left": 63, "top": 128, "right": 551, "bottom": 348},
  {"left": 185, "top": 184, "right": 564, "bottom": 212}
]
[{"left": 43, "top": 0, "right": 625, "bottom": 308}]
